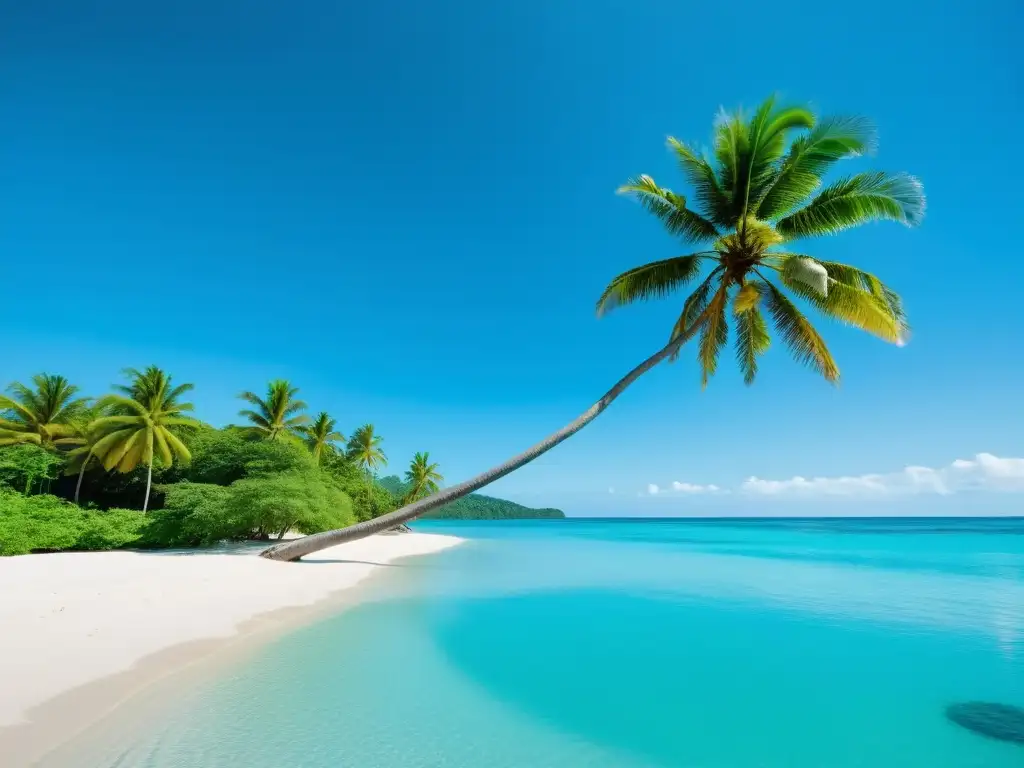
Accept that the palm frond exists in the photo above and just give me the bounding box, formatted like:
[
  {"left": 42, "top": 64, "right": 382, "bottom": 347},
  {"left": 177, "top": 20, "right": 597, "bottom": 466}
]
[
  {"left": 733, "top": 289, "right": 771, "bottom": 385},
  {"left": 697, "top": 285, "right": 730, "bottom": 387},
  {"left": 617, "top": 175, "right": 720, "bottom": 242},
  {"left": 596, "top": 254, "right": 705, "bottom": 316},
  {"left": 713, "top": 109, "right": 746, "bottom": 208},
  {"left": 237, "top": 391, "right": 265, "bottom": 409},
  {"left": 761, "top": 279, "right": 839, "bottom": 382},
  {"left": 237, "top": 410, "right": 271, "bottom": 429},
  {"left": 776, "top": 172, "right": 925, "bottom": 238},
  {"left": 778, "top": 255, "right": 907, "bottom": 342},
  {"left": 666, "top": 138, "right": 733, "bottom": 227},
  {"left": 815, "top": 261, "right": 908, "bottom": 333},
  {"left": 282, "top": 400, "right": 308, "bottom": 416},
  {"left": 162, "top": 428, "right": 192, "bottom": 461},
  {"left": 153, "top": 428, "right": 174, "bottom": 466},
  {"left": 757, "top": 116, "right": 876, "bottom": 220},
  {"left": 668, "top": 267, "right": 724, "bottom": 354},
  {"left": 738, "top": 96, "right": 815, "bottom": 221}
]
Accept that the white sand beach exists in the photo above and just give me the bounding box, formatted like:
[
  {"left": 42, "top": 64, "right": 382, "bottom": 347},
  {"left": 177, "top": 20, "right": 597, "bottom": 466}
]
[{"left": 0, "top": 531, "right": 462, "bottom": 756}]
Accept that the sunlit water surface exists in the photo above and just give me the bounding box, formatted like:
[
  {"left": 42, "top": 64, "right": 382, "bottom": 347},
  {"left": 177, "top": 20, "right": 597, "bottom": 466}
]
[{"left": 65, "top": 518, "right": 1024, "bottom": 767}]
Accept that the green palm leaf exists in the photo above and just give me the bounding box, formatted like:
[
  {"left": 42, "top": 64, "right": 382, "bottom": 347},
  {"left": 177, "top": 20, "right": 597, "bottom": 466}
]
[
  {"left": 778, "top": 255, "right": 907, "bottom": 343},
  {"left": 757, "top": 116, "right": 876, "bottom": 220},
  {"left": 0, "top": 373, "right": 88, "bottom": 446},
  {"left": 668, "top": 267, "right": 723, "bottom": 354},
  {"left": 737, "top": 96, "right": 815, "bottom": 222},
  {"left": 761, "top": 280, "right": 839, "bottom": 381},
  {"left": 776, "top": 171, "right": 925, "bottom": 238},
  {"left": 237, "top": 380, "right": 310, "bottom": 441},
  {"left": 596, "top": 253, "right": 705, "bottom": 316},
  {"left": 697, "top": 285, "right": 730, "bottom": 387},
  {"left": 733, "top": 284, "right": 771, "bottom": 385},
  {"left": 666, "top": 138, "right": 733, "bottom": 227},
  {"left": 617, "top": 176, "right": 720, "bottom": 242}
]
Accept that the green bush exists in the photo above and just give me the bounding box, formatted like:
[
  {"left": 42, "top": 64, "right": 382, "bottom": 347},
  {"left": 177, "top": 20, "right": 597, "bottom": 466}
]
[
  {"left": 0, "top": 490, "right": 148, "bottom": 555},
  {"left": 320, "top": 451, "right": 397, "bottom": 521},
  {"left": 144, "top": 470, "right": 356, "bottom": 547},
  {"left": 0, "top": 491, "right": 82, "bottom": 555},
  {"left": 0, "top": 445, "right": 64, "bottom": 495},
  {"left": 142, "top": 482, "right": 234, "bottom": 547},
  {"left": 77, "top": 508, "right": 150, "bottom": 551},
  {"left": 226, "top": 470, "right": 355, "bottom": 538}
]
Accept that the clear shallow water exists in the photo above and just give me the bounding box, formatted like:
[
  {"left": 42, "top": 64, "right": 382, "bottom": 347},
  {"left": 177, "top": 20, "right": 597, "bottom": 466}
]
[{"left": 74, "top": 518, "right": 1024, "bottom": 767}]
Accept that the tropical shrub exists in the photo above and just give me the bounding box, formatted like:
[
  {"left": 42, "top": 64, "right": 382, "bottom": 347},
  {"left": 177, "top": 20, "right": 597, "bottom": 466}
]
[{"left": 0, "top": 490, "right": 148, "bottom": 555}]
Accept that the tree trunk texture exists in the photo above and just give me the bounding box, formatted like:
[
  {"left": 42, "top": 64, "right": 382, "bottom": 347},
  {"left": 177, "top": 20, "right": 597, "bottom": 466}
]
[
  {"left": 261, "top": 336, "right": 686, "bottom": 562},
  {"left": 142, "top": 461, "right": 153, "bottom": 514},
  {"left": 74, "top": 457, "right": 89, "bottom": 505}
]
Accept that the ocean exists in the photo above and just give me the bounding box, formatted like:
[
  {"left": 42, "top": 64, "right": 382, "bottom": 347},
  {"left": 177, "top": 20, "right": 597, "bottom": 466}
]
[{"left": 61, "top": 518, "right": 1024, "bottom": 767}]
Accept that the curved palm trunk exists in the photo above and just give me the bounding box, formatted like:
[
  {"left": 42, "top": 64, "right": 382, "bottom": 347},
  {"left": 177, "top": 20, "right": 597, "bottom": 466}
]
[
  {"left": 262, "top": 337, "right": 685, "bottom": 562},
  {"left": 142, "top": 461, "right": 153, "bottom": 514},
  {"left": 74, "top": 457, "right": 89, "bottom": 505}
]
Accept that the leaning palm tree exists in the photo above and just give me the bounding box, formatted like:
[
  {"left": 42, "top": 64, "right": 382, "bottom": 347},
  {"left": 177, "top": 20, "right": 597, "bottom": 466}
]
[
  {"left": 403, "top": 452, "right": 443, "bottom": 504},
  {"left": 90, "top": 367, "right": 198, "bottom": 512},
  {"left": 0, "top": 374, "right": 88, "bottom": 447},
  {"left": 263, "top": 94, "right": 924, "bottom": 561},
  {"left": 238, "top": 380, "right": 310, "bottom": 441},
  {"left": 303, "top": 412, "right": 345, "bottom": 465},
  {"left": 346, "top": 424, "right": 387, "bottom": 484}
]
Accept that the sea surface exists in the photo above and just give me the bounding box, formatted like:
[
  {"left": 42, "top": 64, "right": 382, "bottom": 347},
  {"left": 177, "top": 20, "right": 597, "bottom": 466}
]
[{"left": 65, "top": 518, "right": 1024, "bottom": 767}]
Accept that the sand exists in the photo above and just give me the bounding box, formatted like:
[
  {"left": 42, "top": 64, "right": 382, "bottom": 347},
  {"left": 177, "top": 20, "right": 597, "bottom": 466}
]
[{"left": 0, "top": 532, "right": 463, "bottom": 742}]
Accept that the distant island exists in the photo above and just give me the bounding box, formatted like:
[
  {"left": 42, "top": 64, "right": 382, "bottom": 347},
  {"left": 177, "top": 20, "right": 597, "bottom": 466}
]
[{"left": 377, "top": 476, "right": 565, "bottom": 520}]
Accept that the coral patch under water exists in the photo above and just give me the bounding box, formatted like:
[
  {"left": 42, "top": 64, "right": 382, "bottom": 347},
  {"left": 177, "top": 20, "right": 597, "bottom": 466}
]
[{"left": 945, "top": 702, "right": 1024, "bottom": 745}]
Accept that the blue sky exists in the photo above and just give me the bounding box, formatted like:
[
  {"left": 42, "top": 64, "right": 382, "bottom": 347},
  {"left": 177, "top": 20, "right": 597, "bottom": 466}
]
[{"left": 2, "top": 0, "right": 1022, "bottom": 516}]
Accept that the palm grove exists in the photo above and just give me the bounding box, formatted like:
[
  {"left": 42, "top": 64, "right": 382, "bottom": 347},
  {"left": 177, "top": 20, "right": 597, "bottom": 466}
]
[{"left": 0, "top": 369, "right": 447, "bottom": 555}]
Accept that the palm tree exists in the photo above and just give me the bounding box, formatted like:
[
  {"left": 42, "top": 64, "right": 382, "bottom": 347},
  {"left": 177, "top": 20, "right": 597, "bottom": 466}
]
[
  {"left": 238, "top": 380, "right": 310, "bottom": 441},
  {"left": 346, "top": 424, "right": 387, "bottom": 484},
  {"left": 0, "top": 374, "right": 88, "bottom": 447},
  {"left": 403, "top": 452, "right": 443, "bottom": 504},
  {"left": 54, "top": 407, "right": 106, "bottom": 504},
  {"left": 263, "top": 94, "right": 924, "bottom": 561},
  {"left": 302, "top": 412, "right": 344, "bottom": 465},
  {"left": 90, "top": 367, "right": 198, "bottom": 512}
]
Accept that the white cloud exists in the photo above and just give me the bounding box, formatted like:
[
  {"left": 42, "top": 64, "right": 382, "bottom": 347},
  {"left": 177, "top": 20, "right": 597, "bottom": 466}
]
[
  {"left": 741, "top": 453, "right": 1024, "bottom": 498},
  {"left": 608, "top": 486, "right": 615, "bottom": 494},
  {"left": 672, "top": 481, "right": 720, "bottom": 493},
  {"left": 641, "top": 480, "right": 719, "bottom": 496}
]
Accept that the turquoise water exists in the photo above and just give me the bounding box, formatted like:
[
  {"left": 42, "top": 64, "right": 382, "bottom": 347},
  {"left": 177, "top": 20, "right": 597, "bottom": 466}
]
[{"left": 79, "top": 518, "right": 1023, "bottom": 766}]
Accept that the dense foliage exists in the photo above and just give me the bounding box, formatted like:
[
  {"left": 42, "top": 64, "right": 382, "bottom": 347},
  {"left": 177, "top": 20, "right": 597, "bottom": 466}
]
[
  {"left": 0, "top": 370, "right": 563, "bottom": 555},
  {"left": 377, "top": 476, "right": 565, "bottom": 520},
  {"left": 0, "top": 490, "right": 147, "bottom": 556}
]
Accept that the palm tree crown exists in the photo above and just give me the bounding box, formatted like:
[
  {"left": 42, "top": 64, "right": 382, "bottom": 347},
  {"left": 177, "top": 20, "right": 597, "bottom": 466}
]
[
  {"left": 601, "top": 94, "right": 923, "bottom": 385},
  {"left": 238, "top": 380, "right": 310, "bottom": 441},
  {"left": 346, "top": 424, "right": 387, "bottom": 479},
  {"left": 303, "top": 412, "right": 345, "bottom": 464},
  {"left": 90, "top": 366, "right": 198, "bottom": 512},
  {"left": 0, "top": 373, "right": 88, "bottom": 446},
  {"left": 404, "top": 451, "right": 443, "bottom": 503}
]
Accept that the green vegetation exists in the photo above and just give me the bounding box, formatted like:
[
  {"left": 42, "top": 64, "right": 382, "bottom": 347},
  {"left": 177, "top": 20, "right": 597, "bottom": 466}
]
[
  {"left": 264, "top": 94, "right": 923, "bottom": 561},
  {"left": 0, "top": 490, "right": 147, "bottom": 556},
  {"left": 0, "top": 374, "right": 87, "bottom": 447},
  {"left": 0, "top": 369, "right": 560, "bottom": 555},
  {"left": 377, "top": 476, "right": 565, "bottom": 520}
]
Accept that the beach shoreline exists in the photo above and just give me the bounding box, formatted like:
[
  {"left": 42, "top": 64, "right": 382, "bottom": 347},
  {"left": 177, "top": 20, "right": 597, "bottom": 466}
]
[{"left": 0, "top": 532, "right": 464, "bottom": 766}]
